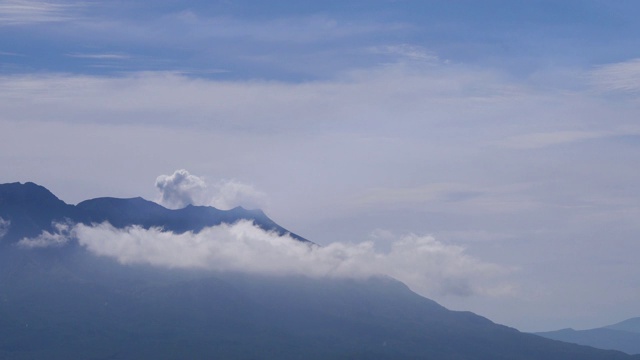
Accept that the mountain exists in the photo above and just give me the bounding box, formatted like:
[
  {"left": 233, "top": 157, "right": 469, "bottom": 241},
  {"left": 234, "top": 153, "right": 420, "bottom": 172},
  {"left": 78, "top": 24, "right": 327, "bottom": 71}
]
[
  {"left": 536, "top": 318, "right": 640, "bottom": 355},
  {"left": 2, "top": 182, "right": 640, "bottom": 359},
  {"left": 0, "top": 182, "right": 308, "bottom": 244},
  {"left": 0, "top": 182, "right": 79, "bottom": 243},
  {"left": 606, "top": 317, "right": 640, "bottom": 334}
]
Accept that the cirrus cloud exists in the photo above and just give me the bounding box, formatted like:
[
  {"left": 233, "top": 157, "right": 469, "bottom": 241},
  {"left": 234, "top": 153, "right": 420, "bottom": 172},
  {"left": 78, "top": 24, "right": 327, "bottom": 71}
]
[
  {"left": 591, "top": 58, "right": 640, "bottom": 94},
  {"left": 0, "top": 0, "right": 81, "bottom": 25}
]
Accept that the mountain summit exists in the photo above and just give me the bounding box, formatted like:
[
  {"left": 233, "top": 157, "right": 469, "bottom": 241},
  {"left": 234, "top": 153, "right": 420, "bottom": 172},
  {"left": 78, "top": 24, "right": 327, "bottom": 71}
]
[
  {"left": 0, "top": 181, "right": 308, "bottom": 245},
  {"left": 1, "top": 182, "right": 639, "bottom": 359}
]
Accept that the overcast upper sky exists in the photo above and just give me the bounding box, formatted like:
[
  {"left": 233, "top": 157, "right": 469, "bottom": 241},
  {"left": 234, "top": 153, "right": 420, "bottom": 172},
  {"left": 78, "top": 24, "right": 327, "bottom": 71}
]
[{"left": 2, "top": 0, "right": 640, "bottom": 332}]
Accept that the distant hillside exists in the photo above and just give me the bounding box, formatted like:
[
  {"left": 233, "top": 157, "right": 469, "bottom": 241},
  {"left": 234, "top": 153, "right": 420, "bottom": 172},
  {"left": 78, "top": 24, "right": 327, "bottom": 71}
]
[
  {"left": 536, "top": 318, "right": 640, "bottom": 355},
  {"left": 606, "top": 317, "right": 640, "bottom": 334}
]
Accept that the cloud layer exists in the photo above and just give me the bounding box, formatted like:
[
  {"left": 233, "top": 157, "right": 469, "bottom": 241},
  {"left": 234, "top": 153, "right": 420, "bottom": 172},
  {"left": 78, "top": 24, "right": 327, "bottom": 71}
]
[
  {"left": 19, "top": 220, "right": 511, "bottom": 298},
  {"left": 0, "top": 0, "right": 80, "bottom": 25}
]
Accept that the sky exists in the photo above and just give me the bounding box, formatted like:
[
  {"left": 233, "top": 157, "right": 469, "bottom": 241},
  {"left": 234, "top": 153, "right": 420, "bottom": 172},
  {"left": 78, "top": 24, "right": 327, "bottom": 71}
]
[{"left": 1, "top": 0, "right": 640, "bottom": 332}]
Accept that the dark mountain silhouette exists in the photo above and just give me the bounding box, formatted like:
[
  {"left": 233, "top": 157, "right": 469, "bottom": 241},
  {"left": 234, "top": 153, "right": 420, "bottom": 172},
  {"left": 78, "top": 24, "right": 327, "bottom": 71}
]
[
  {"left": 0, "top": 182, "right": 308, "bottom": 245},
  {"left": 76, "top": 196, "right": 302, "bottom": 239},
  {"left": 1, "top": 182, "right": 640, "bottom": 359},
  {"left": 0, "top": 182, "right": 79, "bottom": 243},
  {"left": 536, "top": 317, "right": 640, "bottom": 355}
]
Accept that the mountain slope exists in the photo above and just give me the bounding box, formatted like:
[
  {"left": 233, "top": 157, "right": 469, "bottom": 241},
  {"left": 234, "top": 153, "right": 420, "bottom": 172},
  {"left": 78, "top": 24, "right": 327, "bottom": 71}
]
[
  {"left": 0, "top": 182, "right": 308, "bottom": 244},
  {"left": 606, "top": 317, "right": 640, "bottom": 334},
  {"left": 1, "top": 182, "right": 639, "bottom": 359},
  {"left": 536, "top": 318, "right": 640, "bottom": 355},
  {"left": 0, "top": 248, "right": 638, "bottom": 360},
  {"left": 0, "top": 182, "right": 79, "bottom": 243},
  {"left": 1, "top": 246, "right": 639, "bottom": 360}
]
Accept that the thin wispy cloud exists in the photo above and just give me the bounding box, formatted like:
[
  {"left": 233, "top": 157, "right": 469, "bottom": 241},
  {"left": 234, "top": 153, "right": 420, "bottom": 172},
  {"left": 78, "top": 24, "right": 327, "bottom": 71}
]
[
  {"left": 0, "top": 0, "right": 81, "bottom": 25},
  {"left": 497, "top": 130, "right": 609, "bottom": 149},
  {"left": 357, "top": 183, "right": 479, "bottom": 206},
  {"left": 155, "top": 169, "right": 266, "bottom": 210},
  {"left": 168, "top": 10, "right": 406, "bottom": 43},
  {"left": 0, "top": 217, "right": 9, "bottom": 239},
  {"left": 67, "top": 53, "right": 130, "bottom": 60},
  {"left": 591, "top": 58, "right": 640, "bottom": 94},
  {"left": 0, "top": 51, "right": 24, "bottom": 56},
  {"left": 354, "top": 182, "right": 539, "bottom": 215},
  {"left": 0, "top": 64, "right": 566, "bottom": 132},
  {"left": 497, "top": 128, "right": 640, "bottom": 149},
  {"left": 211, "top": 179, "right": 267, "bottom": 210},
  {"left": 369, "top": 44, "right": 441, "bottom": 63}
]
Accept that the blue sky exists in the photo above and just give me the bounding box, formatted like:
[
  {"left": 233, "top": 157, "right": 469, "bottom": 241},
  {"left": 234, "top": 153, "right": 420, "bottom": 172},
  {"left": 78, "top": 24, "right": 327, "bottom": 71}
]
[
  {"left": 4, "top": 0, "right": 640, "bottom": 78},
  {"left": 2, "top": 0, "right": 640, "bottom": 332}
]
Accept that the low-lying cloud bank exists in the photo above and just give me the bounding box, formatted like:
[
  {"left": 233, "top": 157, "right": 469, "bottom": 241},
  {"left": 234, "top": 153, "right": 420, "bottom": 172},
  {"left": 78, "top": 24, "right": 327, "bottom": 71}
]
[
  {"left": 17, "top": 222, "right": 71, "bottom": 248},
  {"left": 17, "top": 220, "right": 512, "bottom": 298}
]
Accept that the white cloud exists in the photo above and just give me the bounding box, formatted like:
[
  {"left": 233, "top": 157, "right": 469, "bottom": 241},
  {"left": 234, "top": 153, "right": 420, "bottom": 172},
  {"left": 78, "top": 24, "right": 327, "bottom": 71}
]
[
  {"left": 168, "top": 11, "right": 402, "bottom": 43},
  {"left": 0, "top": 0, "right": 80, "bottom": 25},
  {"left": 66, "top": 53, "right": 130, "bottom": 60},
  {"left": 155, "top": 169, "right": 266, "bottom": 210},
  {"left": 369, "top": 44, "right": 440, "bottom": 63},
  {"left": 591, "top": 58, "right": 640, "bottom": 94},
  {"left": 16, "top": 219, "right": 510, "bottom": 297},
  {"left": 73, "top": 221, "right": 511, "bottom": 298},
  {"left": 155, "top": 169, "right": 207, "bottom": 209},
  {"left": 0, "top": 65, "right": 532, "bottom": 132},
  {"left": 17, "top": 222, "right": 71, "bottom": 248},
  {"left": 0, "top": 217, "right": 10, "bottom": 239},
  {"left": 210, "top": 179, "right": 267, "bottom": 210}
]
